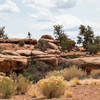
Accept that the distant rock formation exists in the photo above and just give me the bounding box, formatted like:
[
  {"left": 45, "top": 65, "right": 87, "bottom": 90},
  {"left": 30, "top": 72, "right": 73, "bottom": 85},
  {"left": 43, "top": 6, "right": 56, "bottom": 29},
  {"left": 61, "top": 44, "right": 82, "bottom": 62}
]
[{"left": 0, "top": 38, "right": 37, "bottom": 45}]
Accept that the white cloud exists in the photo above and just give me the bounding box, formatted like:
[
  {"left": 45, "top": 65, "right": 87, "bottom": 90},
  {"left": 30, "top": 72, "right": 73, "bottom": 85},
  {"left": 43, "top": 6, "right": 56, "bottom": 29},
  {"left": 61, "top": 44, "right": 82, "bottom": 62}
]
[
  {"left": 31, "top": 12, "right": 82, "bottom": 34},
  {"left": 0, "top": 0, "right": 20, "bottom": 13},
  {"left": 83, "top": 20, "right": 100, "bottom": 36},
  {"left": 22, "top": 0, "right": 76, "bottom": 12}
]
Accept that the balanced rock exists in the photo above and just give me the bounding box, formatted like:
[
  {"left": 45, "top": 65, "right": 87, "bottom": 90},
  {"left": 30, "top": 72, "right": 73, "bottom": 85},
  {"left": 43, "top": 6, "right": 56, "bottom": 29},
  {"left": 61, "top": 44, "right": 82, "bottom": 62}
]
[{"left": 41, "top": 35, "right": 54, "bottom": 40}]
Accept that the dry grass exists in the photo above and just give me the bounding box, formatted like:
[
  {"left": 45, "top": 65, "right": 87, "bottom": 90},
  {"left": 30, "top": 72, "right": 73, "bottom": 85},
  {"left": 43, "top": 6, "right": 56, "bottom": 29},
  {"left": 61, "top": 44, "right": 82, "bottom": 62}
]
[
  {"left": 46, "top": 66, "right": 86, "bottom": 81},
  {"left": 16, "top": 74, "right": 31, "bottom": 95},
  {"left": 68, "top": 78, "right": 81, "bottom": 87},
  {"left": 67, "top": 78, "right": 100, "bottom": 86},
  {"left": 64, "top": 90, "right": 73, "bottom": 98},
  {"left": 27, "top": 85, "right": 43, "bottom": 98}
]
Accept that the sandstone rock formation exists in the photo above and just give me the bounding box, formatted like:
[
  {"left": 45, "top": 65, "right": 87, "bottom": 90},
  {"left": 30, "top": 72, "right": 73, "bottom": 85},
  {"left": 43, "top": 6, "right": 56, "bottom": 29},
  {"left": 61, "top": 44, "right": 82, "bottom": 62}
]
[
  {"left": 0, "top": 49, "right": 59, "bottom": 73},
  {"left": 48, "top": 42, "right": 59, "bottom": 50},
  {"left": 41, "top": 35, "right": 54, "bottom": 40},
  {"left": 1, "top": 50, "right": 19, "bottom": 56},
  {"left": 45, "top": 49, "right": 60, "bottom": 54},
  {"left": 0, "top": 35, "right": 97, "bottom": 74},
  {"left": 59, "top": 56, "right": 100, "bottom": 74},
  {"left": 0, "top": 54, "right": 28, "bottom": 73},
  {"left": 0, "top": 38, "right": 37, "bottom": 45}
]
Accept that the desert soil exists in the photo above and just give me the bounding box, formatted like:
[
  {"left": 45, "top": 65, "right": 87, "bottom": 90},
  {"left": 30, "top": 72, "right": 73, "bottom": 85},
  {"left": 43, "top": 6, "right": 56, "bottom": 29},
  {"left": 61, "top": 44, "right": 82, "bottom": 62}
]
[{"left": 5, "top": 85, "right": 100, "bottom": 100}]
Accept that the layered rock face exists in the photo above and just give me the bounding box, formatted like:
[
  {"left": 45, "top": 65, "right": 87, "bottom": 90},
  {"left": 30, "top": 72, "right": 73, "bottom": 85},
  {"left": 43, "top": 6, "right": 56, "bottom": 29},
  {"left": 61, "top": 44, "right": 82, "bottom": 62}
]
[
  {"left": 0, "top": 49, "right": 59, "bottom": 73},
  {"left": 0, "top": 35, "right": 61, "bottom": 73},
  {"left": 3, "top": 35, "right": 98, "bottom": 74},
  {"left": 0, "top": 54, "right": 28, "bottom": 73},
  {"left": 0, "top": 38, "right": 37, "bottom": 45},
  {"left": 59, "top": 56, "right": 100, "bottom": 74}
]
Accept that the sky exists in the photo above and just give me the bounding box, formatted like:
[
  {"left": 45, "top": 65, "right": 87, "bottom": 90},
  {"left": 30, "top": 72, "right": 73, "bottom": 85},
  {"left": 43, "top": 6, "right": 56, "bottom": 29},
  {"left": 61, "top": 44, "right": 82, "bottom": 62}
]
[{"left": 0, "top": 0, "right": 100, "bottom": 41}]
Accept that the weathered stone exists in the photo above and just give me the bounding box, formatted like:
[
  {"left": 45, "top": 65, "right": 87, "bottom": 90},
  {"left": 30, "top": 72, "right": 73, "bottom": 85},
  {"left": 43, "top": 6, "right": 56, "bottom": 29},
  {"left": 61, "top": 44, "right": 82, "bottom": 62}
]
[
  {"left": 1, "top": 50, "right": 19, "bottom": 56},
  {"left": 41, "top": 35, "right": 54, "bottom": 40},
  {"left": 32, "top": 50, "right": 47, "bottom": 55},
  {"left": 33, "top": 57, "right": 58, "bottom": 67},
  {"left": 16, "top": 50, "right": 32, "bottom": 56},
  {"left": 45, "top": 49, "right": 60, "bottom": 54},
  {"left": 48, "top": 42, "right": 59, "bottom": 50},
  {"left": 0, "top": 55, "right": 28, "bottom": 73},
  {"left": 0, "top": 38, "right": 37, "bottom": 45},
  {"left": 59, "top": 56, "right": 100, "bottom": 74}
]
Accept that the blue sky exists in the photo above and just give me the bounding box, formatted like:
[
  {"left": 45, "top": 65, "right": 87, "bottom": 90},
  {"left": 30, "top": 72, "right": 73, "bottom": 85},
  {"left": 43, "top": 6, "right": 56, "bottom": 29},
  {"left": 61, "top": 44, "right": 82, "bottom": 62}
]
[{"left": 0, "top": 0, "right": 100, "bottom": 41}]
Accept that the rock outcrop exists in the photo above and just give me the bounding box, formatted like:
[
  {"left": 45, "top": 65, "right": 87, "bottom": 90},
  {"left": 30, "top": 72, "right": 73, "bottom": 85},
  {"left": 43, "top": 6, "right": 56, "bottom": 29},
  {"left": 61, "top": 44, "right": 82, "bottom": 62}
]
[
  {"left": 0, "top": 54, "right": 28, "bottom": 73},
  {"left": 30, "top": 50, "right": 59, "bottom": 67},
  {"left": 0, "top": 38, "right": 37, "bottom": 45},
  {"left": 0, "top": 49, "right": 59, "bottom": 73},
  {"left": 1, "top": 50, "right": 19, "bottom": 56},
  {"left": 0, "top": 35, "right": 98, "bottom": 74},
  {"left": 48, "top": 42, "right": 59, "bottom": 50},
  {"left": 59, "top": 56, "right": 100, "bottom": 74},
  {"left": 41, "top": 35, "right": 54, "bottom": 40}
]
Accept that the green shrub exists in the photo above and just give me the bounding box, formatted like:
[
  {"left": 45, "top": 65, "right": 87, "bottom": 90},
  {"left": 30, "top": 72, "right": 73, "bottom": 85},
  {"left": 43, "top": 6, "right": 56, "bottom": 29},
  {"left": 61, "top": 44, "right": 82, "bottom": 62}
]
[
  {"left": 46, "top": 66, "right": 86, "bottom": 81},
  {"left": 0, "top": 78, "right": 16, "bottom": 99},
  {"left": 18, "top": 40, "right": 25, "bottom": 47},
  {"left": 38, "top": 39, "right": 48, "bottom": 51},
  {"left": 23, "top": 66, "right": 42, "bottom": 83},
  {"left": 16, "top": 74, "right": 30, "bottom": 94},
  {"left": 60, "top": 37, "right": 73, "bottom": 52},
  {"left": 37, "top": 76, "right": 66, "bottom": 99},
  {"left": 53, "top": 25, "right": 75, "bottom": 52},
  {"left": 87, "top": 44, "right": 100, "bottom": 54},
  {"left": 69, "top": 54, "right": 79, "bottom": 59},
  {"left": 23, "top": 61, "right": 53, "bottom": 82}
]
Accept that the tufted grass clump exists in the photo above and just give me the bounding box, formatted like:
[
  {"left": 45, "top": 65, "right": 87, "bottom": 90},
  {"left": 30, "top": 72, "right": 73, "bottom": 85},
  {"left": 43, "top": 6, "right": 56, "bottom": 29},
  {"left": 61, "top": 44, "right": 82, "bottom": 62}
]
[
  {"left": 16, "top": 74, "right": 30, "bottom": 95},
  {"left": 0, "top": 77, "right": 16, "bottom": 99},
  {"left": 37, "top": 76, "right": 67, "bottom": 99},
  {"left": 64, "top": 90, "right": 73, "bottom": 98}
]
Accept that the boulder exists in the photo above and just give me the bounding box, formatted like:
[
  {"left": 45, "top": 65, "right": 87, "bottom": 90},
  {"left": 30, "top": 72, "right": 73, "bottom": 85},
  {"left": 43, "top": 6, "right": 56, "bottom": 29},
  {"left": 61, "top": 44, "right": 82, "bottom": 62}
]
[
  {"left": 33, "top": 57, "right": 58, "bottom": 67},
  {"left": 48, "top": 42, "right": 59, "bottom": 50},
  {"left": 1, "top": 50, "right": 19, "bottom": 56},
  {"left": 39, "top": 38, "right": 59, "bottom": 45},
  {"left": 41, "top": 35, "right": 54, "bottom": 40},
  {"left": 32, "top": 50, "right": 47, "bottom": 55},
  {"left": 16, "top": 50, "right": 47, "bottom": 56},
  {"left": 45, "top": 49, "right": 61, "bottom": 54},
  {"left": 16, "top": 50, "right": 32, "bottom": 56},
  {"left": 31, "top": 50, "right": 58, "bottom": 67}
]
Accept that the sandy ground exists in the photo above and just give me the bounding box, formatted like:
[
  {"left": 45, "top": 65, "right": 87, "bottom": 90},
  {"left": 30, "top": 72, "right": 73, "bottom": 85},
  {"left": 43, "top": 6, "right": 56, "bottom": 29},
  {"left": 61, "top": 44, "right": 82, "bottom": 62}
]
[{"left": 6, "top": 84, "right": 100, "bottom": 100}]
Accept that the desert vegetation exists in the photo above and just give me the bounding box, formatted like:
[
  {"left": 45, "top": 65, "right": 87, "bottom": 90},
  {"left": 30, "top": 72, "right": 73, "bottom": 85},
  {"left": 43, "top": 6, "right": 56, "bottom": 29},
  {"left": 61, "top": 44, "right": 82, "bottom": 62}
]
[{"left": 0, "top": 24, "right": 100, "bottom": 100}]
